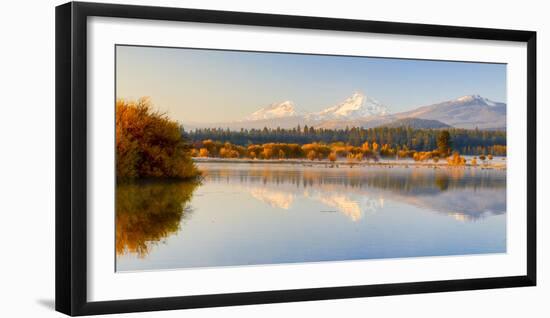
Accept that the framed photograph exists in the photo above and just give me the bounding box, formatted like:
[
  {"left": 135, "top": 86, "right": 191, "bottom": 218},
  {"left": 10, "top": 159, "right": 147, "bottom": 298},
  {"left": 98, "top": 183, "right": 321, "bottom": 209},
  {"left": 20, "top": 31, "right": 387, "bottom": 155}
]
[{"left": 55, "top": 1, "right": 536, "bottom": 316}]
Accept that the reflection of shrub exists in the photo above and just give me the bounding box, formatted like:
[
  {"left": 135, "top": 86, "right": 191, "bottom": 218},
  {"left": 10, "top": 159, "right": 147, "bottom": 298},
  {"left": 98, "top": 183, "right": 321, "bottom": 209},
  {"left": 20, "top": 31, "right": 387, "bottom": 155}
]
[
  {"left": 116, "top": 180, "right": 199, "bottom": 257},
  {"left": 116, "top": 98, "right": 199, "bottom": 179}
]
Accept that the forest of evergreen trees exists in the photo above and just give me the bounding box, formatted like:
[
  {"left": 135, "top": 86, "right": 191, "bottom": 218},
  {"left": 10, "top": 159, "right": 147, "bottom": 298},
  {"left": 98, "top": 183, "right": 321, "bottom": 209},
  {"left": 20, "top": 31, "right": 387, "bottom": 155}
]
[{"left": 184, "top": 126, "right": 506, "bottom": 156}]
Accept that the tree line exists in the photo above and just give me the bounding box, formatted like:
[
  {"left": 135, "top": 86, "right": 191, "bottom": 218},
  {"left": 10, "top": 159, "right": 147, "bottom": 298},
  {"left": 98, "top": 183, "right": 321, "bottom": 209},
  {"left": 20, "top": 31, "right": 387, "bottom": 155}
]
[
  {"left": 186, "top": 125, "right": 506, "bottom": 156},
  {"left": 190, "top": 129, "right": 498, "bottom": 165}
]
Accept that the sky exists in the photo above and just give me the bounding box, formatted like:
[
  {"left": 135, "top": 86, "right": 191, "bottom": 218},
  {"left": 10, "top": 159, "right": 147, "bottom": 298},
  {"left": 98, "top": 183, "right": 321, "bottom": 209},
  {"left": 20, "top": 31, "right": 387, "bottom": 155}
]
[{"left": 116, "top": 45, "right": 506, "bottom": 123}]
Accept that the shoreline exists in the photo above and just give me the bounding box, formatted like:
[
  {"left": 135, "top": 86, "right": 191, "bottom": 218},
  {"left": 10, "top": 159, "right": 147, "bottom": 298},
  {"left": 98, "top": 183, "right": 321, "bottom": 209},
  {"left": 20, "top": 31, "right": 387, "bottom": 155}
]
[{"left": 192, "top": 157, "right": 507, "bottom": 170}]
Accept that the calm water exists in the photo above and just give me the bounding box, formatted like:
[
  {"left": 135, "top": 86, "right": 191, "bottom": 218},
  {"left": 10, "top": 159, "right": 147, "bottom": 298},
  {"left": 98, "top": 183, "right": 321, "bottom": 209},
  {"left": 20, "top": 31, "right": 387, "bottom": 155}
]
[{"left": 116, "top": 162, "right": 506, "bottom": 271}]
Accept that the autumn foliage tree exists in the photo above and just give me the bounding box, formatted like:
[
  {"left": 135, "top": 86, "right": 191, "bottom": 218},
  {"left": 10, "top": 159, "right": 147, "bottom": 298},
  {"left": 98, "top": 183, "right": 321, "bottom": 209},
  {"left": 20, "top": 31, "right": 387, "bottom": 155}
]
[
  {"left": 116, "top": 97, "right": 200, "bottom": 180},
  {"left": 189, "top": 126, "right": 506, "bottom": 155}
]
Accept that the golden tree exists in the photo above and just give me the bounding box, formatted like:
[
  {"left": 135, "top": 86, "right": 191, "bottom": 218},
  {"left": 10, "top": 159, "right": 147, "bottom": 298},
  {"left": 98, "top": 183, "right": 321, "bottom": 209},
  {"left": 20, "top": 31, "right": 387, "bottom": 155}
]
[
  {"left": 116, "top": 97, "right": 200, "bottom": 179},
  {"left": 199, "top": 148, "right": 209, "bottom": 157},
  {"left": 447, "top": 152, "right": 466, "bottom": 166}
]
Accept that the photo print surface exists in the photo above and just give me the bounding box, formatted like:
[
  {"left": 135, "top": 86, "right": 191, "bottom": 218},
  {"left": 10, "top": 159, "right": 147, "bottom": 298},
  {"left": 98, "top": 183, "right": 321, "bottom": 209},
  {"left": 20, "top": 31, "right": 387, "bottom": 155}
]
[{"left": 115, "top": 45, "right": 507, "bottom": 272}]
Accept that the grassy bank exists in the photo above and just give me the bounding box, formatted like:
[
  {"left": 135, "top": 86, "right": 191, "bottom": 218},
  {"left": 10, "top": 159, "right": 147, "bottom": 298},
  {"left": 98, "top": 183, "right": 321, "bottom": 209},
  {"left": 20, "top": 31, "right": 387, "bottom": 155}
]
[{"left": 193, "top": 157, "right": 507, "bottom": 170}]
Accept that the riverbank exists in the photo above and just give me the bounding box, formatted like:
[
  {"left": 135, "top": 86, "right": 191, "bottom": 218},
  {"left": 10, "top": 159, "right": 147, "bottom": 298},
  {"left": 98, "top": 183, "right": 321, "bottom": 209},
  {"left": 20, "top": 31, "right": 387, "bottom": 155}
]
[{"left": 192, "top": 157, "right": 507, "bottom": 170}]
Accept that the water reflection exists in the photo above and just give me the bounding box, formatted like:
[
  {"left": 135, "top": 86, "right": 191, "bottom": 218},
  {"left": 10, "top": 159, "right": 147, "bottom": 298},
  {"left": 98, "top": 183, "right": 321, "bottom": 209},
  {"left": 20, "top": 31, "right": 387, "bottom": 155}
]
[
  {"left": 116, "top": 163, "right": 506, "bottom": 270},
  {"left": 201, "top": 163, "right": 505, "bottom": 222},
  {"left": 116, "top": 180, "right": 199, "bottom": 257},
  {"left": 248, "top": 187, "right": 294, "bottom": 210}
]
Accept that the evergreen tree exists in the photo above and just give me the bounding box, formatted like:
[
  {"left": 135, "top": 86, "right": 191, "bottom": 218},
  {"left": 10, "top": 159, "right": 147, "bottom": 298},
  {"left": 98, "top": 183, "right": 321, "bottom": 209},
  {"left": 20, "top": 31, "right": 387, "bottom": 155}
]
[{"left": 437, "top": 130, "right": 452, "bottom": 156}]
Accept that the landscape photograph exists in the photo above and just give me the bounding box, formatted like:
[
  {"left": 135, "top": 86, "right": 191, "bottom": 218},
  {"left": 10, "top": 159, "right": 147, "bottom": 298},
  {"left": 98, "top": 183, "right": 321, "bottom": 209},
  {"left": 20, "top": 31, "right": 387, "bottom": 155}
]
[{"left": 115, "top": 45, "right": 507, "bottom": 271}]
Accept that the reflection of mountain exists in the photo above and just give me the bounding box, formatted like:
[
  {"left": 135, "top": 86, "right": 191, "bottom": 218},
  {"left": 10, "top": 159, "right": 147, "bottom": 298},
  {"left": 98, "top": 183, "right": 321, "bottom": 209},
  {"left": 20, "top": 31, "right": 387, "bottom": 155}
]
[
  {"left": 316, "top": 194, "right": 362, "bottom": 221},
  {"left": 116, "top": 180, "right": 199, "bottom": 257},
  {"left": 201, "top": 164, "right": 506, "bottom": 222},
  {"left": 248, "top": 188, "right": 294, "bottom": 209},
  {"left": 397, "top": 188, "right": 505, "bottom": 222},
  {"left": 235, "top": 181, "right": 383, "bottom": 221},
  {"left": 304, "top": 190, "right": 383, "bottom": 222}
]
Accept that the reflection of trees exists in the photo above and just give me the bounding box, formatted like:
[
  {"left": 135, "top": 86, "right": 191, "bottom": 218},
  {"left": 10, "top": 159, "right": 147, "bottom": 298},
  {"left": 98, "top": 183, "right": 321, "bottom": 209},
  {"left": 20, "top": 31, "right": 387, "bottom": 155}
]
[
  {"left": 201, "top": 164, "right": 506, "bottom": 222},
  {"left": 203, "top": 165, "right": 505, "bottom": 194},
  {"left": 435, "top": 173, "right": 450, "bottom": 191},
  {"left": 116, "top": 180, "right": 199, "bottom": 257}
]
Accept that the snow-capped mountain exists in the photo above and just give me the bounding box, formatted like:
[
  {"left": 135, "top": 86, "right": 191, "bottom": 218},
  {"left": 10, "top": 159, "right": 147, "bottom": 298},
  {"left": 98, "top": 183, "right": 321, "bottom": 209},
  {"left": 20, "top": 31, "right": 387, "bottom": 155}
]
[
  {"left": 393, "top": 94, "right": 506, "bottom": 129},
  {"left": 307, "top": 92, "right": 388, "bottom": 121},
  {"left": 184, "top": 93, "right": 506, "bottom": 130},
  {"left": 454, "top": 94, "right": 499, "bottom": 106},
  {"left": 244, "top": 101, "right": 297, "bottom": 121}
]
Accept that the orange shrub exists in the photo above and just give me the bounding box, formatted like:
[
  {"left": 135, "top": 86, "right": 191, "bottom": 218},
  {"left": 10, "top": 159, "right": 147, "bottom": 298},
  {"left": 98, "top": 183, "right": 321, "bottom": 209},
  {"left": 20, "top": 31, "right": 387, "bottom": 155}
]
[
  {"left": 199, "top": 148, "right": 209, "bottom": 157},
  {"left": 116, "top": 98, "right": 200, "bottom": 179},
  {"left": 447, "top": 152, "right": 466, "bottom": 166}
]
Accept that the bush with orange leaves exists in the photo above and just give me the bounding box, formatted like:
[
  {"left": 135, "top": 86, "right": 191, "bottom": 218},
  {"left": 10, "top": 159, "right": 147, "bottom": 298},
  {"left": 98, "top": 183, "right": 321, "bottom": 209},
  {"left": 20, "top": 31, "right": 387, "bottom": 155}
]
[
  {"left": 446, "top": 152, "right": 466, "bottom": 166},
  {"left": 116, "top": 97, "right": 200, "bottom": 180}
]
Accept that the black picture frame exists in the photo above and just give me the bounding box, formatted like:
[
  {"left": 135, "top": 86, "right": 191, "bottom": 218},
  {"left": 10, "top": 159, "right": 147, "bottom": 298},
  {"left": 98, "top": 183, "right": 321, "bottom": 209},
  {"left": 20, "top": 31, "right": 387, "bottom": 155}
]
[{"left": 55, "top": 1, "right": 537, "bottom": 316}]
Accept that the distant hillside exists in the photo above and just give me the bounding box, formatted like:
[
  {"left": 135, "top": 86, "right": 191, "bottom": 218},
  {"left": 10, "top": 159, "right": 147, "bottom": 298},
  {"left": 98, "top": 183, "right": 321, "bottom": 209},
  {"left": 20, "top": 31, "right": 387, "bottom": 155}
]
[
  {"left": 392, "top": 95, "right": 506, "bottom": 129},
  {"left": 378, "top": 118, "right": 451, "bottom": 129}
]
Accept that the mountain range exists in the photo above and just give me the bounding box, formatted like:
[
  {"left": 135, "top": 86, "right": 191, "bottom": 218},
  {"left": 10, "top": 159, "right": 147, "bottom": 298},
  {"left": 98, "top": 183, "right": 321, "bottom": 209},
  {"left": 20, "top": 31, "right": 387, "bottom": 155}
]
[{"left": 185, "top": 92, "right": 506, "bottom": 130}]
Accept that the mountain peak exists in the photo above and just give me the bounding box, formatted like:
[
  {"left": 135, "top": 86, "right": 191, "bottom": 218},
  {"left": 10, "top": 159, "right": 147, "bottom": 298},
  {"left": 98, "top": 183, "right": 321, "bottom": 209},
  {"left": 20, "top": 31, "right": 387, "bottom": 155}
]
[
  {"left": 187, "top": 92, "right": 506, "bottom": 130},
  {"left": 455, "top": 94, "right": 497, "bottom": 106},
  {"left": 244, "top": 101, "right": 297, "bottom": 121},
  {"left": 457, "top": 94, "right": 482, "bottom": 101},
  {"left": 308, "top": 92, "right": 388, "bottom": 120}
]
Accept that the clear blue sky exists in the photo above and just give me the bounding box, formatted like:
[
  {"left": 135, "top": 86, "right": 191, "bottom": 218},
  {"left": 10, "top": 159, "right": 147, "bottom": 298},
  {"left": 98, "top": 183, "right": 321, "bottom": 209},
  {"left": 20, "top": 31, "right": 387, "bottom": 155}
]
[{"left": 116, "top": 45, "right": 506, "bottom": 123}]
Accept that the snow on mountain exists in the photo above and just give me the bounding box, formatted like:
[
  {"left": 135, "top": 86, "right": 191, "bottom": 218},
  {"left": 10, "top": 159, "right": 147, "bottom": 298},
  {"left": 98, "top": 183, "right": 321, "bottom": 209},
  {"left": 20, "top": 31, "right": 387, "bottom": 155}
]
[
  {"left": 306, "top": 92, "right": 388, "bottom": 121},
  {"left": 244, "top": 101, "right": 297, "bottom": 121},
  {"left": 185, "top": 93, "right": 505, "bottom": 130},
  {"left": 394, "top": 94, "right": 506, "bottom": 129},
  {"left": 455, "top": 94, "right": 498, "bottom": 106}
]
